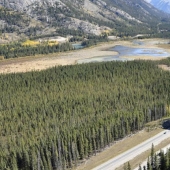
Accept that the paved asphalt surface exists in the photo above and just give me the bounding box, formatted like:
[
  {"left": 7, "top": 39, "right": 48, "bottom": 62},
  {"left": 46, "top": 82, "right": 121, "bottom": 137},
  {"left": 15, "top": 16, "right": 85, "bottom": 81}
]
[
  {"left": 133, "top": 143, "right": 170, "bottom": 170},
  {"left": 93, "top": 130, "right": 170, "bottom": 170}
]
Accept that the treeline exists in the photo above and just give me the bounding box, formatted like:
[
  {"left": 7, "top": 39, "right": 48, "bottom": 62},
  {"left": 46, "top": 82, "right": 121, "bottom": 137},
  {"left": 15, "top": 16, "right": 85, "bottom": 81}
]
[
  {"left": 0, "top": 60, "right": 170, "bottom": 169},
  {"left": 0, "top": 42, "right": 73, "bottom": 59},
  {"left": 0, "top": 34, "right": 109, "bottom": 59},
  {"left": 81, "top": 34, "right": 108, "bottom": 46}
]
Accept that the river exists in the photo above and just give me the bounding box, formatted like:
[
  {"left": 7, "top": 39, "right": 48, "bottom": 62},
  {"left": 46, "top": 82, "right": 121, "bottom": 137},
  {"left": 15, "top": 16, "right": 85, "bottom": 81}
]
[{"left": 77, "top": 40, "right": 170, "bottom": 64}]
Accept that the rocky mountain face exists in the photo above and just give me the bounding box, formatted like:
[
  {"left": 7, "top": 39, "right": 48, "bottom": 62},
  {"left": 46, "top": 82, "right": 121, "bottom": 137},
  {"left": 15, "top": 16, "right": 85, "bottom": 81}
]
[
  {"left": 145, "top": 0, "right": 170, "bottom": 14},
  {"left": 1, "top": 0, "right": 61, "bottom": 12},
  {"left": 0, "top": 0, "right": 169, "bottom": 37},
  {"left": 151, "top": 0, "right": 170, "bottom": 14}
]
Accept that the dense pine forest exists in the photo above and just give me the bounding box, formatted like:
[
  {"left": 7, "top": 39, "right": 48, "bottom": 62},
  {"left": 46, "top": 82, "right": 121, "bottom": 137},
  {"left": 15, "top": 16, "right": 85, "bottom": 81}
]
[
  {"left": 0, "top": 42, "right": 73, "bottom": 59},
  {"left": 0, "top": 60, "right": 170, "bottom": 169}
]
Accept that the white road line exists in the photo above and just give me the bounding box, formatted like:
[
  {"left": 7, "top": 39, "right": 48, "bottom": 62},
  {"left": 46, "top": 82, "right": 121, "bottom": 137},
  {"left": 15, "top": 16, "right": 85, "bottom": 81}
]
[
  {"left": 93, "top": 130, "right": 170, "bottom": 170},
  {"left": 134, "top": 143, "right": 170, "bottom": 170}
]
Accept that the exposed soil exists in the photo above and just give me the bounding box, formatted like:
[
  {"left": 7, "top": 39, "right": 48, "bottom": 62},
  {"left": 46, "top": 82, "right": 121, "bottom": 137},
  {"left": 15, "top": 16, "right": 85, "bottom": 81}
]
[{"left": 158, "top": 64, "right": 170, "bottom": 71}]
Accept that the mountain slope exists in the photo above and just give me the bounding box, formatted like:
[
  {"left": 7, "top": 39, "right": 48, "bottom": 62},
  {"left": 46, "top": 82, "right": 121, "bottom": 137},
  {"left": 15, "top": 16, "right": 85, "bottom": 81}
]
[
  {"left": 0, "top": 0, "right": 170, "bottom": 38},
  {"left": 145, "top": 0, "right": 170, "bottom": 14}
]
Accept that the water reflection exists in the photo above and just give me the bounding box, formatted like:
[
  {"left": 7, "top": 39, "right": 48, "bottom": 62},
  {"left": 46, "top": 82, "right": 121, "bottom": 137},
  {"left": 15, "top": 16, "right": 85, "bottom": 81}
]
[
  {"left": 72, "top": 43, "right": 84, "bottom": 50},
  {"left": 112, "top": 45, "right": 170, "bottom": 58},
  {"left": 77, "top": 56, "right": 132, "bottom": 64},
  {"left": 77, "top": 45, "right": 170, "bottom": 64}
]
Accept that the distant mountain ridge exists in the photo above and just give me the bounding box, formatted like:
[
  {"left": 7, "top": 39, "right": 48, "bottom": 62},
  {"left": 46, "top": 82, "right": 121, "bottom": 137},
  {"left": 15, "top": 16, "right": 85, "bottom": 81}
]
[
  {"left": 0, "top": 0, "right": 170, "bottom": 38},
  {"left": 145, "top": 0, "right": 170, "bottom": 13}
]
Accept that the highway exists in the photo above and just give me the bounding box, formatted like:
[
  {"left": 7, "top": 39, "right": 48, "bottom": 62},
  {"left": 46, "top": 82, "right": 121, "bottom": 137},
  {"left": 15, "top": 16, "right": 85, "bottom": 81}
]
[
  {"left": 93, "top": 130, "right": 170, "bottom": 170},
  {"left": 133, "top": 143, "right": 170, "bottom": 170}
]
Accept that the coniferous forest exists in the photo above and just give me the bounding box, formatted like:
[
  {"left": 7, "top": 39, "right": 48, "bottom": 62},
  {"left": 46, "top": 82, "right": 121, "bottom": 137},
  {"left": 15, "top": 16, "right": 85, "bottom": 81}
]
[
  {"left": 0, "top": 60, "right": 170, "bottom": 169},
  {"left": 0, "top": 42, "right": 74, "bottom": 59}
]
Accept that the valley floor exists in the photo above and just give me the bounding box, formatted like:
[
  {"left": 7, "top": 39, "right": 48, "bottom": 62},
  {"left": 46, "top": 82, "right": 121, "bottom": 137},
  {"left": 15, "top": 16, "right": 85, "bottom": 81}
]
[{"left": 0, "top": 38, "right": 170, "bottom": 74}]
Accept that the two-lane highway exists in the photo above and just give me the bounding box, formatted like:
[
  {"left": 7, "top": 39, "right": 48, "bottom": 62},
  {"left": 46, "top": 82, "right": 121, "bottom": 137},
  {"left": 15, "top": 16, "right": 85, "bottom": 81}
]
[{"left": 93, "top": 130, "right": 170, "bottom": 170}]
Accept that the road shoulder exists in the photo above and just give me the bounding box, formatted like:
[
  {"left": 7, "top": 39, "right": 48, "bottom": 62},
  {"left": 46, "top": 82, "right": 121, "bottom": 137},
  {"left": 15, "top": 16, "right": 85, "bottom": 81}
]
[{"left": 76, "top": 128, "right": 163, "bottom": 170}]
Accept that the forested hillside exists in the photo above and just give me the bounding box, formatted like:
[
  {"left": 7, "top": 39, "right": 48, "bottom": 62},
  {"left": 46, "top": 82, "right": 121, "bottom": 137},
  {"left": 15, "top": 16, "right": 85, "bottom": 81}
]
[
  {"left": 0, "top": 60, "right": 170, "bottom": 169},
  {"left": 1, "top": 0, "right": 170, "bottom": 39},
  {"left": 0, "top": 7, "right": 29, "bottom": 34}
]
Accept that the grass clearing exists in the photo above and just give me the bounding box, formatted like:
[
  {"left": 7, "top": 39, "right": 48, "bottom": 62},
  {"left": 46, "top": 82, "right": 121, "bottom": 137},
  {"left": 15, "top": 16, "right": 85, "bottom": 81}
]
[
  {"left": 48, "top": 40, "right": 59, "bottom": 46},
  {"left": 0, "top": 56, "right": 4, "bottom": 60},
  {"left": 157, "top": 43, "right": 170, "bottom": 50},
  {"left": 145, "top": 119, "right": 164, "bottom": 131},
  {"left": 22, "top": 39, "right": 59, "bottom": 47},
  {"left": 158, "top": 65, "right": 170, "bottom": 71}
]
